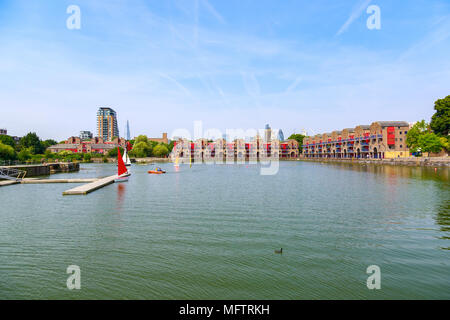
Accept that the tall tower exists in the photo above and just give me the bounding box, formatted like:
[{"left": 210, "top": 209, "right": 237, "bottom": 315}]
[
  {"left": 264, "top": 124, "right": 272, "bottom": 142},
  {"left": 277, "top": 129, "right": 284, "bottom": 142},
  {"left": 126, "top": 120, "right": 130, "bottom": 141},
  {"left": 97, "top": 107, "right": 119, "bottom": 141}
]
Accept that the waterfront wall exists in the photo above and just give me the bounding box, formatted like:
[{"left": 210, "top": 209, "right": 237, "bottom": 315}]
[
  {"left": 4, "top": 163, "right": 80, "bottom": 177},
  {"left": 300, "top": 157, "right": 450, "bottom": 167}
]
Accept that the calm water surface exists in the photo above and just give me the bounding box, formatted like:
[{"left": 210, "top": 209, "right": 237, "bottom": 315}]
[{"left": 0, "top": 161, "right": 449, "bottom": 299}]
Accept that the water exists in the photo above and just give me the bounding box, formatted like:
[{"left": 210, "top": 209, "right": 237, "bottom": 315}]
[{"left": 0, "top": 162, "right": 449, "bottom": 299}]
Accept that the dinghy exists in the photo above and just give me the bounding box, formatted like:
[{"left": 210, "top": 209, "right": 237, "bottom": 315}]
[{"left": 115, "top": 148, "right": 130, "bottom": 182}]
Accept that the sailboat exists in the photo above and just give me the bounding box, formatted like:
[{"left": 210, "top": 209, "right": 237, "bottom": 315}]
[
  {"left": 122, "top": 147, "right": 131, "bottom": 167},
  {"left": 174, "top": 156, "right": 179, "bottom": 168},
  {"left": 115, "top": 148, "right": 130, "bottom": 182}
]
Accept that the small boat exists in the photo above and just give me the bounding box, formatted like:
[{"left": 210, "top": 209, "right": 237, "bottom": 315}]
[
  {"left": 115, "top": 176, "right": 129, "bottom": 182},
  {"left": 115, "top": 148, "right": 130, "bottom": 182},
  {"left": 123, "top": 146, "right": 131, "bottom": 167},
  {"left": 148, "top": 167, "right": 166, "bottom": 174}
]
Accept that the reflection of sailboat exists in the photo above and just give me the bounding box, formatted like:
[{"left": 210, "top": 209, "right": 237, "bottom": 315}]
[
  {"left": 115, "top": 148, "right": 130, "bottom": 182},
  {"left": 123, "top": 148, "right": 131, "bottom": 167}
]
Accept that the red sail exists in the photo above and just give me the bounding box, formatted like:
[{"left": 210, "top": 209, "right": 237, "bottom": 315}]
[{"left": 117, "top": 148, "right": 128, "bottom": 176}]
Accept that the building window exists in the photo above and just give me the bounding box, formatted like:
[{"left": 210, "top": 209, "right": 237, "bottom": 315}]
[{"left": 400, "top": 145, "right": 402, "bottom": 148}]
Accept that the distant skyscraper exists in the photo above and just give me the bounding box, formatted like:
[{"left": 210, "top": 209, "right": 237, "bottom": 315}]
[
  {"left": 278, "top": 129, "right": 284, "bottom": 141},
  {"left": 264, "top": 124, "right": 272, "bottom": 142},
  {"left": 126, "top": 120, "right": 130, "bottom": 140},
  {"left": 80, "top": 131, "right": 93, "bottom": 140},
  {"left": 97, "top": 107, "right": 119, "bottom": 141}
]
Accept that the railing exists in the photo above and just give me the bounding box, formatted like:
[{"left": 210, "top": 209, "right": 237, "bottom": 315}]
[
  {"left": 0, "top": 159, "right": 75, "bottom": 166},
  {"left": 0, "top": 167, "right": 27, "bottom": 181}
]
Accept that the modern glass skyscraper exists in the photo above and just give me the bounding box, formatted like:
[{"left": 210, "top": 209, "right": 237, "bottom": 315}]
[
  {"left": 97, "top": 107, "right": 119, "bottom": 141},
  {"left": 278, "top": 129, "right": 284, "bottom": 142}
]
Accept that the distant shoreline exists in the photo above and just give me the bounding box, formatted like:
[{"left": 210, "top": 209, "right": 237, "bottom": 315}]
[{"left": 298, "top": 157, "right": 450, "bottom": 167}]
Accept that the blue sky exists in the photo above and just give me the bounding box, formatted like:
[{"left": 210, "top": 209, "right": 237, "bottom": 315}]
[{"left": 0, "top": 0, "right": 449, "bottom": 140}]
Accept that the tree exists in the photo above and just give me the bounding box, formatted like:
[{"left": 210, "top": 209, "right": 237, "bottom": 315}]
[
  {"left": 19, "top": 132, "right": 44, "bottom": 154},
  {"left": 132, "top": 141, "right": 152, "bottom": 158},
  {"left": 135, "top": 135, "right": 149, "bottom": 144},
  {"left": 430, "top": 95, "right": 450, "bottom": 136},
  {"left": 42, "top": 139, "right": 58, "bottom": 149},
  {"left": 0, "top": 142, "right": 16, "bottom": 160},
  {"left": 419, "top": 132, "right": 444, "bottom": 154},
  {"left": 0, "top": 135, "right": 16, "bottom": 148},
  {"left": 167, "top": 140, "right": 175, "bottom": 152},
  {"left": 83, "top": 153, "right": 92, "bottom": 162},
  {"left": 406, "top": 120, "right": 427, "bottom": 153},
  {"left": 107, "top": 147, "right": 124, "bottom": 158},
  {"left": 153, "top": 144, "right": 169, "bottom": 157},
  {"left": 440, "top": 136, "right": 450, "bottom": 152},
  {"left": 17, "top": 147, "right": 33, "bottom": 161},
  {"left": 288, "top": 133, "right": 306, "bottom": 152}
]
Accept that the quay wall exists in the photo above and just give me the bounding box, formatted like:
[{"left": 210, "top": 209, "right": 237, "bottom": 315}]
[
  {"left": 3, "top": 163, "right": 80, "bottom": 177},
  {"left": 299, "top": 157, "right": 450, "bottom": 167}
]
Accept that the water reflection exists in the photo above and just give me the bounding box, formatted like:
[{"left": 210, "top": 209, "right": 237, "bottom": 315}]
[
  {"left": 116, "top": 183, "right": 126, "bottom": 211},
  {"left": 316, "top": 161, "right": 450, "bottom": 182},
  {"left": 436, "top": 200, "right": 450, "bottom": 234}
]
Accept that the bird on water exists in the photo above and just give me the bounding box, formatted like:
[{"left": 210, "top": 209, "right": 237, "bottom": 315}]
[{"left": 274, "top": 248, "right": 283, "bottom": 254}]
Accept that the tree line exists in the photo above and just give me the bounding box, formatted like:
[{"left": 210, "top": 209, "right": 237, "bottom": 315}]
[
  {"left": 406, "top": 95, "right": 450, "bottom": 155},
  {"left": 0, "top": 132, "right": 175, "bottom": 162}
]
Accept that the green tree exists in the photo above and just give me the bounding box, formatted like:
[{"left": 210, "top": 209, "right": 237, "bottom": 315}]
[
  {"left": 167, "top": 140, "right": 175, "bottom": 152},
  {"left": 0, "top": 135, "right": 16, "bottom": 148},
  {"left": 19, "top": 132, "right": 44, "bottom": 154},
  {"left": 153, "top": 144, "right": 169, "bottom": 157},
  {"left": 440, "top": 136, "right": 450, "bottom": 152},
  {"left": 17, "top": 147, "right": 33, "bottom": 161},
  {"left": 132, "top": 141, "right": 152, "bottom": 158},
  {"left": 42, "top": 139, "right": 58, "bottom": 149},
  {"left": 135, "top": 135, "right": 149, "bottom": 144},
  {"left": 44, "top": 149, "right": 55, "bottom": 159},
  {"left": 57, "top": 150, "right": 73, "bottom": 158},
  {"left": 419, "top": 132, "right": 444, "bottom": 154},
  {"left": 406, "top": 120, "right": 428, "bottom": 153},
  {"left": 288, "top": 133, "right": 306, "bottom": 152},
  {"left": 430, "top": 95, "right": 450, "bottom": 136},
  {"left": 107, "top": 147, "right": 124, "bottom": 158},
  {"left": 83, "top": 153, "right": 92, "bottom": 162},
  {"left": 0, "top": 142, "right": 16, "bottom": 160}
]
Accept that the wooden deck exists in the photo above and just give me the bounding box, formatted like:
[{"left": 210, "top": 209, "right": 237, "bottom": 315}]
[
  {"left": 63, "top": 175, "right": 119, "bottom": 195},
  {"left": 0, "top": 180, "right": 20, "bottom": 187},
  {"left": 22, "top": 178, "right": 98, "bottom": 184}
]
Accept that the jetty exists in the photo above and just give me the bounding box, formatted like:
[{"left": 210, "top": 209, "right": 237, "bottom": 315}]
[
  {"left": 0, "top": 180, "right": 20, "bottom": 187},
  {"left": 22, "top": 178, "right": 98, "bottom": 184},
  {"left": 63, "top": 174, "right": 119, "bottom": 195}
]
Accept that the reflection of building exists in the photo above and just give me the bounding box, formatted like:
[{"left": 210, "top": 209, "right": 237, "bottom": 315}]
[
  {"left": 0, "top": 129, "right": 7, "bottom": 135},
  {"left": 80, "top": 131, "right": 93, "bottom": 140},
  {"left": 97, "top": 107, "right": 119, "bottom": 141},
  {"left": 302, "top": 121, "right": 411, "bottom": 159},
  {"left": 48, "top": 136, "right": 126, "bottom": 155},
  {"left": 170, "top": 136, "right": 299, "bottom": 162}
]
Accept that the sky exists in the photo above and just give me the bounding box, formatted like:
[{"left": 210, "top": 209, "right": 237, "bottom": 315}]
[{"left": 0, "top": 0, "right": 449, "bottom": 141}]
